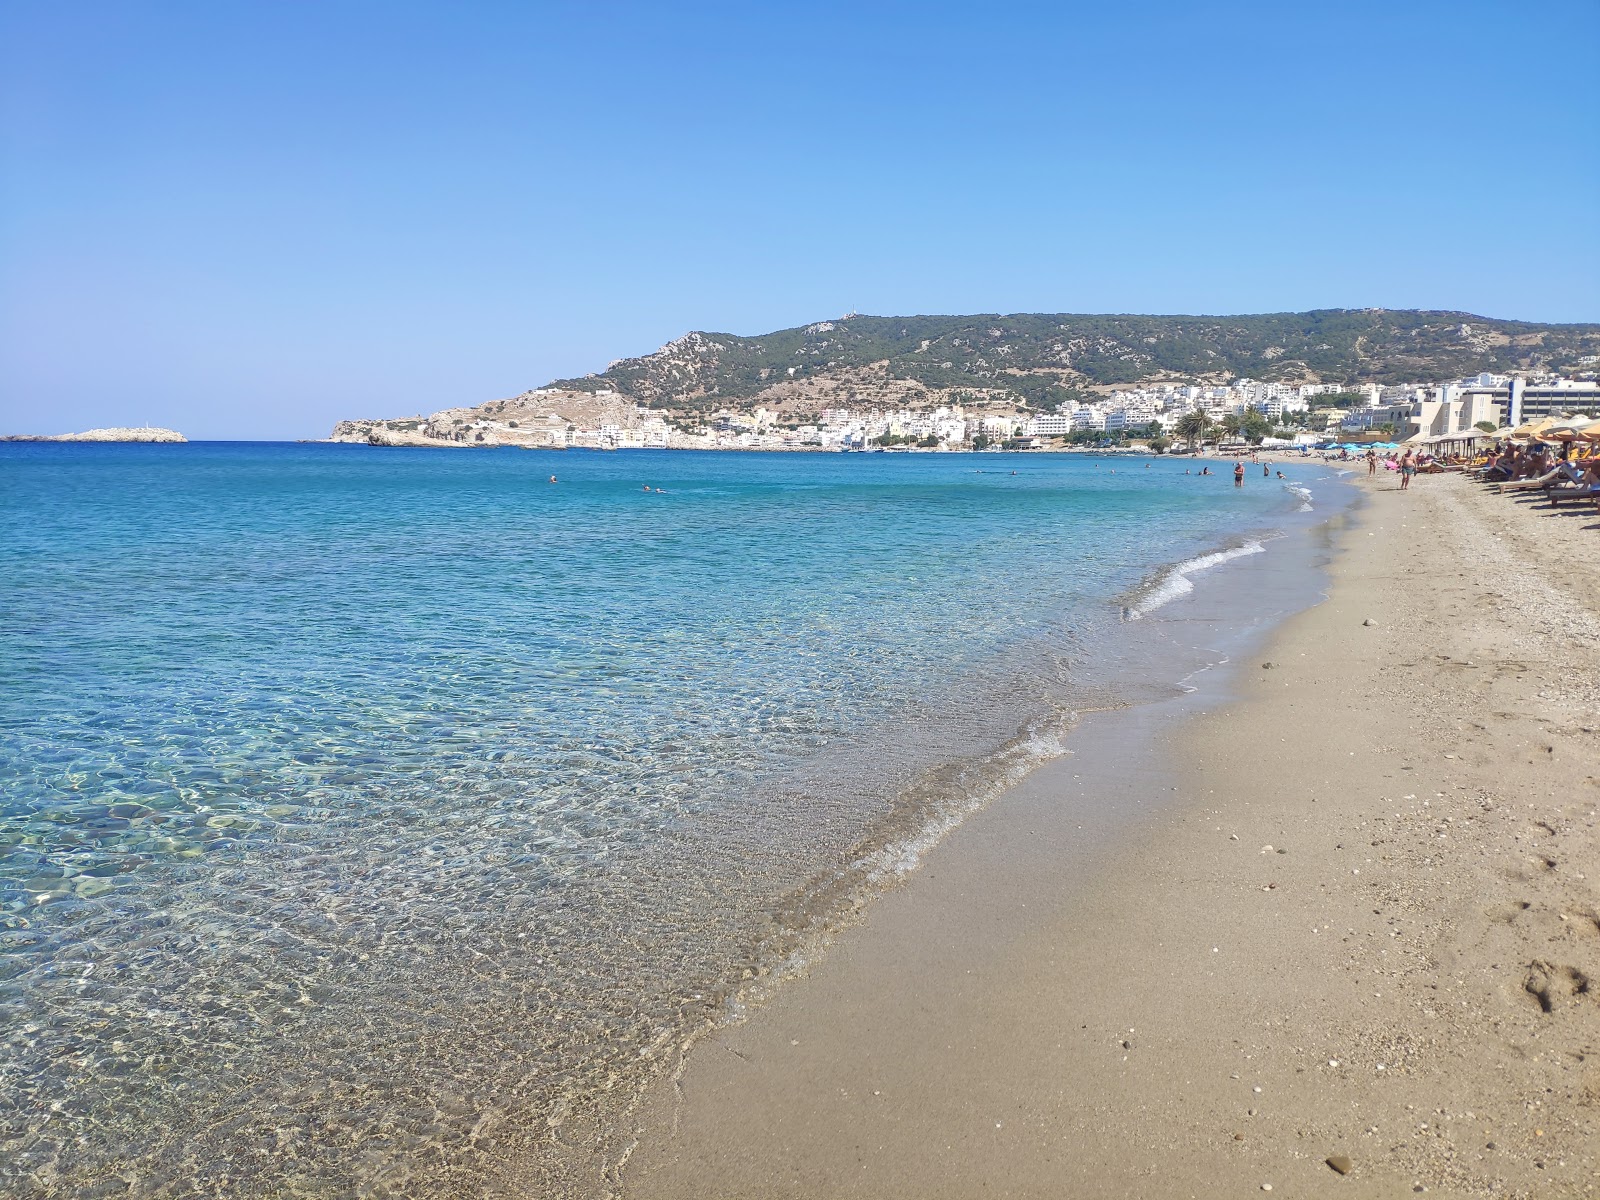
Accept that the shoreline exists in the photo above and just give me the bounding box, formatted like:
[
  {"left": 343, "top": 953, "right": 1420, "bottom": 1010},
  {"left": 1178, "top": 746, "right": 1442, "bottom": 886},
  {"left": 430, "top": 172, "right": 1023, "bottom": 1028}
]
[
  {"left": 3, "top": 437, "right": 1344, "bottom": 461},
  {"left": 498, "top": 457, "right": 1353, "bottom": 1197},
  {"left": 611, "top": 472, "right": 1600, "bottom": 1199}
]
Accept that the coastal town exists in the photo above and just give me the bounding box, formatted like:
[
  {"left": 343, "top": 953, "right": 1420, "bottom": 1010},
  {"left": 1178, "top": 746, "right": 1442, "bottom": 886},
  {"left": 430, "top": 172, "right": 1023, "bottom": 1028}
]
[{"left": 331, "top": 369, "right": 1600, "bottom": 453}]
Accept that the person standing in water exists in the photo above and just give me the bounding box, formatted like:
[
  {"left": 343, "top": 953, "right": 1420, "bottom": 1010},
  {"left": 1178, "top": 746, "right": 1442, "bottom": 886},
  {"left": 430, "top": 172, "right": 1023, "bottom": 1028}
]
[{"left": 1233, "top": 461, "right": 1245, "bottom": 488}]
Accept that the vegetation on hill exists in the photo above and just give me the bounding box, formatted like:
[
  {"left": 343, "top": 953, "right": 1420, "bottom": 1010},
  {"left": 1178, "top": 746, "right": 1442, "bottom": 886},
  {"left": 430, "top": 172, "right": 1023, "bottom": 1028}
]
[{"left": 544, "top": 310, "right": 1600, "bottom": 412}]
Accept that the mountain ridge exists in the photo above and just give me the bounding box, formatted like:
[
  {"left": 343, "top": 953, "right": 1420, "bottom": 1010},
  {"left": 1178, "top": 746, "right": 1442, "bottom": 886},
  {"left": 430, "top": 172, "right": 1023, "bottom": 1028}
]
[{"left": 543, "top": 308, "right": 1600, "bottom": 414}]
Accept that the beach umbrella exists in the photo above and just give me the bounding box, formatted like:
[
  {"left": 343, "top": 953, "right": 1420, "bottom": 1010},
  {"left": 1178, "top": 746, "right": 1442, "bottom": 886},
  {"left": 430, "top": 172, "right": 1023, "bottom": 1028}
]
[
  {"left": 1577, "top": 417, "right": 1600, "bottom": 442},
  {"left": 1508, "top": 416, "right": 1558, "bottom": 441},
  {"left": 1539, "top": 422, "right": 1588, "bottom": 442}
]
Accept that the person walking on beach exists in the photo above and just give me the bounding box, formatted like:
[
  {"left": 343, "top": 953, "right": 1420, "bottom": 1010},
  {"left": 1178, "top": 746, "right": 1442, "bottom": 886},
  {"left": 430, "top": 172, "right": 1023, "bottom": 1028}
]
[
  {"left": 1399, "top": 450, "right": 1415, "bottom": 491},
  {"left": 1367, "top": 448, "right": 1378, "bottom": 476},
  {"left": 1233, "top": 461, "right": 1244, "bottom": 488}
]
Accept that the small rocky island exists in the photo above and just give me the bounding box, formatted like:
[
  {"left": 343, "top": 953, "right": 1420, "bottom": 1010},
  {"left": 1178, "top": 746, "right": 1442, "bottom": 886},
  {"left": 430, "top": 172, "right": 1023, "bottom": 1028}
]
[{"left": 4, "top": 426, "right": 188, "bottom": 443}]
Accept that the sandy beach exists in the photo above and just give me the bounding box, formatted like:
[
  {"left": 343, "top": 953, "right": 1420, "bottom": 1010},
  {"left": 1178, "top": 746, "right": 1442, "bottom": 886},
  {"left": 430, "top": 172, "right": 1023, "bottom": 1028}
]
[{"left": 616, "top": 470, "right": 1600, "bottom": 1198}]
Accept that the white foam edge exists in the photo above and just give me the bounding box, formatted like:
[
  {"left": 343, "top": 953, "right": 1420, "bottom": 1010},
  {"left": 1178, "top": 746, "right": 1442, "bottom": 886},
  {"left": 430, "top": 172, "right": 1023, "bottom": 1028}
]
[
  {"left": 723, "top": 719, "right": 1074, "bottom": 1019},
  {"left": 1123, "top": 540, "right": 1266, "bottom": 621}
]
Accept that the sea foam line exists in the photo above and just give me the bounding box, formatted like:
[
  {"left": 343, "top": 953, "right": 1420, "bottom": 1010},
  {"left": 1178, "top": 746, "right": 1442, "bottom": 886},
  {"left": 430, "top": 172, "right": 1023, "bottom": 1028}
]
[{"left": 1122, "top": 540, "right": 1266, "bottom": 620}]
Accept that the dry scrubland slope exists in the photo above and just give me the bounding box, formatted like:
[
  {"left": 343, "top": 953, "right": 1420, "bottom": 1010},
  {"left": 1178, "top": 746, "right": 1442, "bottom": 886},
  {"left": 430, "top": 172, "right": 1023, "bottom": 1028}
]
[{"left": 550, "top": 309, "right": 1600, "bottom": 412}]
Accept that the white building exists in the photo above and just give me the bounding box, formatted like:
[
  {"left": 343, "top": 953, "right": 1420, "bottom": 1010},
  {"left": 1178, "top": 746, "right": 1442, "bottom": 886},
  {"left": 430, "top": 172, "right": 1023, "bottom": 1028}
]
[
  {"left": 1027, "top": 413, "right": 1070, "bottom": 437},
  {"left": 1340, "top": 403, "right": 1412, "bottom": 434},
  {"left": 1451, "top": 378, "right": 1599, "bottom": 426},
  {"left": 1409, "top": 391, "right": 1500, "bottom": 438}
]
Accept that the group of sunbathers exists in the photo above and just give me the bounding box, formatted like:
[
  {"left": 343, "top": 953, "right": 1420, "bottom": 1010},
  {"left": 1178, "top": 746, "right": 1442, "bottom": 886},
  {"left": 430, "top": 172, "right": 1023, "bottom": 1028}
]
[{"left": 1472, "top": 442, "right": 1600, "bottom": 509}]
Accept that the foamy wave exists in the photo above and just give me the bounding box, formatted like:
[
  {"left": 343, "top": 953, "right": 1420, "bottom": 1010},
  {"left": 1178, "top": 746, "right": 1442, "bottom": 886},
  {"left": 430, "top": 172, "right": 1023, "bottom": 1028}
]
[
  {"left": 1284, "top": 483, "right": 1313, "bottom": 512},
  {"left": 859, "top": 720, "right": 1072, "bottom": 884},
  {"left": 1122, "top": 540, "right": 1266, "bottom": 620},
  {"left": 726, "top": 713, "right": 1077, "bottom": 1019}
]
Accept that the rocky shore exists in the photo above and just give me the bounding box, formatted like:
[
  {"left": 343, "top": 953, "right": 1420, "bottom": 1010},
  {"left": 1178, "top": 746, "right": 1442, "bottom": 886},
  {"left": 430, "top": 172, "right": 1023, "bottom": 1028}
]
[
  {"left": 3, "top": 427, "right": 188, "bottom": 443},
  {"left": 329, "top": 389, "right": 644, "bottom": 449}
]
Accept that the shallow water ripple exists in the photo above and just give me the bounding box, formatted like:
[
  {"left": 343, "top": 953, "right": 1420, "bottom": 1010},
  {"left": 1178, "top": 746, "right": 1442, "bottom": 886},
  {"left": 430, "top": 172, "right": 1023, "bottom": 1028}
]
[{"left": 0, "top": 444, "right": 1327, "bottom": 1196}]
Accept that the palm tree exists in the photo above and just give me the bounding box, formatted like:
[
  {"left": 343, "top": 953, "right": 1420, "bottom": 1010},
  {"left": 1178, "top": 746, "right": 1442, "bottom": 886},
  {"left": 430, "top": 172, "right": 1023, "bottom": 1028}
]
[
  {"left": 1241, "top": 408, "right": 1272, "bottom": 444},
  {"left": 1174, "top": 410, "right": 1209, "bottom": 453}
]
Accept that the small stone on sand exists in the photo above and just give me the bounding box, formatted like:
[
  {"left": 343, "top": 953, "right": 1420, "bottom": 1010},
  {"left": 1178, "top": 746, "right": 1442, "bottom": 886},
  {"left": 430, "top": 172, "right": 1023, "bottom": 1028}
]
[
  {"left": 1363, "top": 618, "right": 1378, "bottom": 626},
  {"left": 1326, "top": 1154, "right": 1353, "bottom": 1175}
]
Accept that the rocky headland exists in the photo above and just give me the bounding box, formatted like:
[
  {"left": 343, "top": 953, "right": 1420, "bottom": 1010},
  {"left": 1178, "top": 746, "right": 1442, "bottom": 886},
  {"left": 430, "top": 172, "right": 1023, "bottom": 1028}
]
[{"left": 330, "top": 389, "right": 663, "bottom": 450}]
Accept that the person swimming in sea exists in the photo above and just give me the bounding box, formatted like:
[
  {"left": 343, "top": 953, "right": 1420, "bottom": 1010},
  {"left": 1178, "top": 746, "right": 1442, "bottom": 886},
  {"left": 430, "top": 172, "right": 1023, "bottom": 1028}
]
[{"left": 549, "top": 475, "right": 558, "bottom": 483}]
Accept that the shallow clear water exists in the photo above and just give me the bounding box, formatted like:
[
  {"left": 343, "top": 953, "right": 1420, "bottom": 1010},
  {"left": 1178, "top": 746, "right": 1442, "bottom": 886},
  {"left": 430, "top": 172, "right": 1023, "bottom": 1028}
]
[{"left": 0, "top": 443, "right": 1343, "bottom": 1196}]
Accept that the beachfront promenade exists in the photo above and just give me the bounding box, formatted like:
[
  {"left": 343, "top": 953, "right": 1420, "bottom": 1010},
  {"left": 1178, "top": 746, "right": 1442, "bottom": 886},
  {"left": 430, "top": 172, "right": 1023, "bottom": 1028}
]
[{"left": 612, "top": 472, "right": 1600, "bottom": 1199}]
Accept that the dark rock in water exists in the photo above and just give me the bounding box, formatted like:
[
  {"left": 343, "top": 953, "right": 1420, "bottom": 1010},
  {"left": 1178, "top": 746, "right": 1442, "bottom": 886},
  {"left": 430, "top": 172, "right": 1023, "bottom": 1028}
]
[{"left": 1326, "top": 1154, "right": 1353, "bottom": 1175}]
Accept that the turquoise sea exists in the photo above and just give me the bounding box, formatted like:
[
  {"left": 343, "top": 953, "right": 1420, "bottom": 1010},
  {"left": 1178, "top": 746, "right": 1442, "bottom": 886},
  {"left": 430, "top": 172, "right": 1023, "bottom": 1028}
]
[{"left": 0, "top": 443, "right": 1348, "bottom": 1196}]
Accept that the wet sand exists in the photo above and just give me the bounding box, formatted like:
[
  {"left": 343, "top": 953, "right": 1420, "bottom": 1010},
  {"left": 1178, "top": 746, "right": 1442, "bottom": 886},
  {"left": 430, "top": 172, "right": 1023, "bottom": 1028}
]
[{"left": 618, "top": 472, "right": 1600, "bottom": 1198}]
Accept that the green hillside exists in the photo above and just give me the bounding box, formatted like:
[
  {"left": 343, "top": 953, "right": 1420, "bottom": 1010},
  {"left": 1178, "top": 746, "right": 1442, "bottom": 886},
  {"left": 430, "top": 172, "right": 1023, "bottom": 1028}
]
[{"left": 546, "top": 309, "right": 1600, "bottom": 411}]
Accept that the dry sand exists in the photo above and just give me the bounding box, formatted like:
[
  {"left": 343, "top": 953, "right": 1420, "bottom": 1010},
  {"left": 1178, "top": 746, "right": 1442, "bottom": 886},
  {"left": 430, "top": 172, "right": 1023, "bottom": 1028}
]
[{"left": 617, "top": 472, "right": 1600, "bottom": 1199}]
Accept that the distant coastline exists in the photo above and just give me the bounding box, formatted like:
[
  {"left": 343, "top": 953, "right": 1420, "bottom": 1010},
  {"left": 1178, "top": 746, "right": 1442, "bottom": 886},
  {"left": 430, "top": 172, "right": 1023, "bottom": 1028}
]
[
  {"left": 3, "top": 426, "right": 188, "bottom": 443},
  {"left": 329, "top": 309, "right": 1598, "bottom": 454}
]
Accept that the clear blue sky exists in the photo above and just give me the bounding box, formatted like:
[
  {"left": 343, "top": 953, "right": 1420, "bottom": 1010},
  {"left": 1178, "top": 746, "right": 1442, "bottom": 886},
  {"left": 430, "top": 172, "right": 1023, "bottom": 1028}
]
[{"left": 3, "top": 0, "right": 1596, "bottom": 439}]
